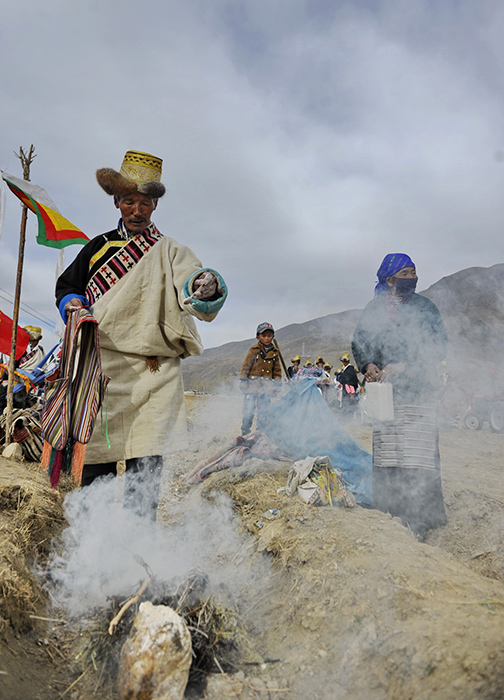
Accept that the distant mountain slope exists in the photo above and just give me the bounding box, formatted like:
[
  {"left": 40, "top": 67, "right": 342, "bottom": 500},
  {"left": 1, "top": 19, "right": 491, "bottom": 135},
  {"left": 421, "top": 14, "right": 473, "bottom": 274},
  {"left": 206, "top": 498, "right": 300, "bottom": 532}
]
[
  {"left": 422, "top": 263, "right": 504, "bottom": 369},
  {"left": 181, "top": 309, "right": 363, "bottom": 391},
  {"left": 182, "top": 264, "right": 504, "bottom": 393}
]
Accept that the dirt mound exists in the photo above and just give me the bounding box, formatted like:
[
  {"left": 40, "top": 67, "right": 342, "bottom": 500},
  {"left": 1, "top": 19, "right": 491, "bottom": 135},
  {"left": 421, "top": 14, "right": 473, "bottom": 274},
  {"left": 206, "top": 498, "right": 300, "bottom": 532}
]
[
  {"left": 0, "top": 409, "right": 503, "bottom": 699},
  {"left": 200, "top": 463, "right": 504, "bottom": 699}
]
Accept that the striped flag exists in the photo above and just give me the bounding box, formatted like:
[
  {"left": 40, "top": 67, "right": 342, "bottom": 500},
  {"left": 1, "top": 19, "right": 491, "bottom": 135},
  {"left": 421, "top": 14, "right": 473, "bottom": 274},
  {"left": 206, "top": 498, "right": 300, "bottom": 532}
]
[{"left": 1, "top": 171, "right": 89, "bottom": 249}]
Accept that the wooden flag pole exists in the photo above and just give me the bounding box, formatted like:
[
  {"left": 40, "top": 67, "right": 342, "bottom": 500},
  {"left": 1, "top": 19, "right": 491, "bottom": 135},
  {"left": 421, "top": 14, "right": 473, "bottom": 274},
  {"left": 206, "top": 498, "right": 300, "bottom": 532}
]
[
  {"left": 4, "top": 145, "right": 36, "bottom": 447},
  {"left": 273, "top": 338, "right": 291, "bottom": 381}
]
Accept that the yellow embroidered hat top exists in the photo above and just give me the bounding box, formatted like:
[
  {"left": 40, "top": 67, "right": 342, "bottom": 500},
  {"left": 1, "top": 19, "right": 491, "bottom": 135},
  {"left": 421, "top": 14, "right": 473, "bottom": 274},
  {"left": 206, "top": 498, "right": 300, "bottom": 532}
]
[
  {"left": 96, "top": 150, "right": 166, "bottom": 199},
  {"left": 24, "top": 325, "right": 42, "bottom": 340}
]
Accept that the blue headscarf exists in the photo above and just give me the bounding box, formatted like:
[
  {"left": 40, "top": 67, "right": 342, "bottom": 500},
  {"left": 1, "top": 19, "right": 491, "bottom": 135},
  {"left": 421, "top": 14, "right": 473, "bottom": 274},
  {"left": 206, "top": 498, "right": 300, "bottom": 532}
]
[{"left": 374, "top": 253, "right": 415, "bottom": 296}]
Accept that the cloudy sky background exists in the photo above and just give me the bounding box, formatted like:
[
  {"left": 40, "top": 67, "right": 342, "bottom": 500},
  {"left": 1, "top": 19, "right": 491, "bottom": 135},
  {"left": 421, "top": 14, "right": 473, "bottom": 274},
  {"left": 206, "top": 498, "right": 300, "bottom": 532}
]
[{"left": 1, "top": 0, "right": 504, "bottom": 351}]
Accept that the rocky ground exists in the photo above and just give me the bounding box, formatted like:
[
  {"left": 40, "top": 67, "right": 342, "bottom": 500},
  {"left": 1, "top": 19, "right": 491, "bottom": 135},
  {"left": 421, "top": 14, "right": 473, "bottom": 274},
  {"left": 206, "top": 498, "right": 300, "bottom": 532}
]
[{"left": 0, "top": 395, "right": 503, "bottom": 699}]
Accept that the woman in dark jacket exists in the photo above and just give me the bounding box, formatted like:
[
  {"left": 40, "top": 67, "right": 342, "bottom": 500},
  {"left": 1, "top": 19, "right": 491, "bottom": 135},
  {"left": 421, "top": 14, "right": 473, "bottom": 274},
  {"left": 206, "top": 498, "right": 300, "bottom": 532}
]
[{"left": 352, "top": 253, "right": 448, "bottom": 540}]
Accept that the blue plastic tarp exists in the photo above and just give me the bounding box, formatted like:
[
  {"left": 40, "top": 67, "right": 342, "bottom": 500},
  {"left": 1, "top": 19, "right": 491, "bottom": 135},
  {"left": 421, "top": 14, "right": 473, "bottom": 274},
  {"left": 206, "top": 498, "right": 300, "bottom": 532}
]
[{"left": 263, "top": 379, "right": 373, "bottom": 505}]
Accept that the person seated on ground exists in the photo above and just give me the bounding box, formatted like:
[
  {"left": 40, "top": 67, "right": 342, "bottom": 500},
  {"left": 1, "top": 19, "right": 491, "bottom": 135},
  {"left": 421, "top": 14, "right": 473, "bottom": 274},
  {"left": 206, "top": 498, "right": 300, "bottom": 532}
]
[
  {"left": 239, "top": 323, "right": 282, "bottom": 436},
  {"left": 17, "top": 326, "right": 45, "bottom": 373},
  {"left": 336, "top": 353, "right": 360, "bottom": 415},
  {"left": 288, "top": 355, "right": 301, "bottom": 379},
  {"left": 351, "top": 252, "right": 448, "bottom": 540}
]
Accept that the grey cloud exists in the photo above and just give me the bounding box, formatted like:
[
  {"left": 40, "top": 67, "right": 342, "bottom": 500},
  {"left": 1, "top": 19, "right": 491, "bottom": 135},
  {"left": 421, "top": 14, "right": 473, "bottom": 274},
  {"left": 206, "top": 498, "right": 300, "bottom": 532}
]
[{"left": 1, "top": 0, "right": 504, "bottom": 351}]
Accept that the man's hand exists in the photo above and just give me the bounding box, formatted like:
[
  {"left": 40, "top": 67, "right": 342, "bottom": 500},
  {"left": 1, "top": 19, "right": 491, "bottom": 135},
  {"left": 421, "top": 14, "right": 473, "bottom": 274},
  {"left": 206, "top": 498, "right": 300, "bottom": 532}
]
[
  {"left": 192, "top": 271, "right": 217, "bottom": 300},
  {"left": 64, "top": 298, "right": 85, "bottom": 314}
]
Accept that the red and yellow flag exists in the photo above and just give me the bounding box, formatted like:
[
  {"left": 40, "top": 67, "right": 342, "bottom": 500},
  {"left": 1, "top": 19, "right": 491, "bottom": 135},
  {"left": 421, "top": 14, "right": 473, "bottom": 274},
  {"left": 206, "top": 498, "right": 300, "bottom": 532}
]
[
  {"left": 1, "top": 172, "right": 89, "bottom": 249},
  {"left": 0, "top": 311, "right": 30, "bottom": 360}
]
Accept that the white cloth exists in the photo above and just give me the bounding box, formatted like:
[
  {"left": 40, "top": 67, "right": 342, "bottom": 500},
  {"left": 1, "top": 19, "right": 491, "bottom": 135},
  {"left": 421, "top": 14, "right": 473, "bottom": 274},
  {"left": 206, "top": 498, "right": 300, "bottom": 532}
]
[{"left": 18, "top": 345, "right": 45, "bottom": 373}]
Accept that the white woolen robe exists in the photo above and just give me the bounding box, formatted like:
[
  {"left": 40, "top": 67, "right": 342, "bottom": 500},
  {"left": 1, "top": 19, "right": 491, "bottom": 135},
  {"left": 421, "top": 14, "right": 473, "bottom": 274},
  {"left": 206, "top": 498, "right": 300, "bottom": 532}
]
[{"left": 85, "top": 236, "right": 220, "bottom": 463}]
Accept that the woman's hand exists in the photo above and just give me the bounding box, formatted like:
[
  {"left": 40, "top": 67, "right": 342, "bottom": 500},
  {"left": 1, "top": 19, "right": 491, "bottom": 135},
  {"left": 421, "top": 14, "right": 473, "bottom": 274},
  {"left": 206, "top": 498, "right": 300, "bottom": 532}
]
[{"left": 364, "top": 363, "right": 383, "bottom": 382}]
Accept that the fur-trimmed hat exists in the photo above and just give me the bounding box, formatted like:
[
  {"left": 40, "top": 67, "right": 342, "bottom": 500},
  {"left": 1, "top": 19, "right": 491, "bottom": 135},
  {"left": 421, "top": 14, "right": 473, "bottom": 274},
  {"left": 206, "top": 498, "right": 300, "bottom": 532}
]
[
  {"left": 96, "top": 150, "right": 166, "bottom": 199},
  {"left": 24, "top": 325, "right": 42, "bottom": 341}
]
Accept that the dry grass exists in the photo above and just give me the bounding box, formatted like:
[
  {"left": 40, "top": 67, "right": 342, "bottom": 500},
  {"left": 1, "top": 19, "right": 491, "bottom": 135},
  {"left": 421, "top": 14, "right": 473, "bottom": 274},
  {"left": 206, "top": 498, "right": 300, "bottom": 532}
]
[
  {"left": 0, "top": 478, "right": 66, "bottom": 632},
  {"left": 70, "top": 571, "right": 256, "bottom": 697}
]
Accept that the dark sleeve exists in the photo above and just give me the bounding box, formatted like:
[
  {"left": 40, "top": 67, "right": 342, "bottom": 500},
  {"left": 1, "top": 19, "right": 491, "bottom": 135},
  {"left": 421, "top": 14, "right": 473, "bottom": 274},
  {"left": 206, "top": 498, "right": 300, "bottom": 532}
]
[
  {"left": 55, "top": 235, "right": 107, "bottom": 307},
  {"left": 352, "top": 300, "right": 381, "bottom": 374},
  {"left": 417, "top": 296, "right": 448, "bottom": 366}
]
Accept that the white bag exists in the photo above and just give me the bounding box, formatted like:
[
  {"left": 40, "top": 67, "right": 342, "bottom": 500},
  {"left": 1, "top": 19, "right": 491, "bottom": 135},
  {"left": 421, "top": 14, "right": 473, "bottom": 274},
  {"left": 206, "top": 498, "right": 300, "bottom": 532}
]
[{"left": 364, "top": 382, "right": 394, "bottom": 422}]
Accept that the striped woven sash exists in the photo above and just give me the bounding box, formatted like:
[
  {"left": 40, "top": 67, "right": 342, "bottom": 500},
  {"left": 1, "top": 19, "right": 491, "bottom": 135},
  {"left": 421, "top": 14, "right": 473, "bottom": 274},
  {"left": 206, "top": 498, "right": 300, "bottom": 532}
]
[
  {"left": 85, "top": 227, "right": 163, "bottom": 306},
  {"left": 41, "top": 309, "right": 110, "bottom": 484}
]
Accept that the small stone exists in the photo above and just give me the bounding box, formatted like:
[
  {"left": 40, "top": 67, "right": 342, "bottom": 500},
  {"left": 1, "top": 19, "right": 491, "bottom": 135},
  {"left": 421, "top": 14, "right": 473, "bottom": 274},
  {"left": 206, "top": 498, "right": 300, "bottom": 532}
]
[{"left": 2, "top": 443, "right": 23, "bottom": 460}]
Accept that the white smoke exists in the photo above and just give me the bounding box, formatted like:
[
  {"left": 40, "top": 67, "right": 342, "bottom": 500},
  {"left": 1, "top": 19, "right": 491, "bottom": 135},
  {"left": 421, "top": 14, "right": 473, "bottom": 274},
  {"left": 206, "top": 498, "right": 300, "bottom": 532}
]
[{"left": 47, "top": 471, "right": 261, "bottom": 617}]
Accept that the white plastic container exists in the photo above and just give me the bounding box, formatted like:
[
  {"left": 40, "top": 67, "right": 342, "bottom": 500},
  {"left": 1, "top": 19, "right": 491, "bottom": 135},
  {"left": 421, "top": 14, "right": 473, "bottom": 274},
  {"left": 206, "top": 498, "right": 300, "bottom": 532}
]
[{"left": 364, "top": 382, "right": 394, "bottom": 422}]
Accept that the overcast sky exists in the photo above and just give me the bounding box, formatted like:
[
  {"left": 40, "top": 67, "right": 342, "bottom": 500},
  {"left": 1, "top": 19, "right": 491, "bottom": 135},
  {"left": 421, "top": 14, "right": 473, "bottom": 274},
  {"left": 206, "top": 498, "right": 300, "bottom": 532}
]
[{"left": 1, "top": 0, "right": 504, "bottom": 351}]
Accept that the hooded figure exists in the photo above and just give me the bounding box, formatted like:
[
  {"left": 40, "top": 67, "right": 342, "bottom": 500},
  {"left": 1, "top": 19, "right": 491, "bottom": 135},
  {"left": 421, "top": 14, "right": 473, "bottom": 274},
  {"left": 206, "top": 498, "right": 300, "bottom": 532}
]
[{"left": 352, "top": 253, "right": 448, "bottom": 540}]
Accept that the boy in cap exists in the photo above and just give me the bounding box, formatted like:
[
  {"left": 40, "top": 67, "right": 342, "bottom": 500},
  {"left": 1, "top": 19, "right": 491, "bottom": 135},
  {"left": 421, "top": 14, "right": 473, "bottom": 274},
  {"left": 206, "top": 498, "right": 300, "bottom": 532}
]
[{"left": 239, "top": 323, "right": 282, "bottom": 435}]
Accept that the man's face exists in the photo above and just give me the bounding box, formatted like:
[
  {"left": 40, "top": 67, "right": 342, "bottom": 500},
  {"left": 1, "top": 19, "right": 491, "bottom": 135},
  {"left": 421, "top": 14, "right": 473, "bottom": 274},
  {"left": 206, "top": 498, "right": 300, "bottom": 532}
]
[{"left": 115, "top": 192, "right": 157, "bottom": 233}]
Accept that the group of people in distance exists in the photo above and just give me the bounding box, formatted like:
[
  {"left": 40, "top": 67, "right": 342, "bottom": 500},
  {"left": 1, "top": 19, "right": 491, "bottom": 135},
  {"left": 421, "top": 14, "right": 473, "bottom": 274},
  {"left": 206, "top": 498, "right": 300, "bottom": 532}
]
[
  {"left": 46, "top": 146, "right": 446, "bottom": 542},
  {"left": 286, "top": 353, "right": 360, "bottom": 409},
  {"left": 239, "top": 252, "right": 447, "bottom": 541}
]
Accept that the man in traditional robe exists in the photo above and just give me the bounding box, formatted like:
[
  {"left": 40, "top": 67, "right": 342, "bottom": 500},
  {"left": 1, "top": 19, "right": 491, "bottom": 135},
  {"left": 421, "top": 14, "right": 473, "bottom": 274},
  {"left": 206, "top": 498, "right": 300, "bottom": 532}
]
[
  {"left": 55, "top": 150, "right": 227, "bottom": 518},
  {"left": 18, "top": 326, "right": 45, "bottom": 372}
]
